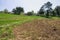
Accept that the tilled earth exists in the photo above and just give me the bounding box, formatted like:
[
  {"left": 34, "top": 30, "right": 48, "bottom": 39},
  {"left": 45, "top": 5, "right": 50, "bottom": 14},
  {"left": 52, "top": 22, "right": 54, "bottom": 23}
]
[{"left": 13, "top": 19, "right": 60, "bottom": 40}]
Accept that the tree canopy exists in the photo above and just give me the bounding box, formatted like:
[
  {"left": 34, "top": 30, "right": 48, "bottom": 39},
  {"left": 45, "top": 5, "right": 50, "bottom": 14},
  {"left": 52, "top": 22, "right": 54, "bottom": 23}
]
[
  {"left": 12, "top": 7, "right": 24, "bottom": 15},
  {"left": 38, "top": 2, "right": 52, "bottom": 18}
]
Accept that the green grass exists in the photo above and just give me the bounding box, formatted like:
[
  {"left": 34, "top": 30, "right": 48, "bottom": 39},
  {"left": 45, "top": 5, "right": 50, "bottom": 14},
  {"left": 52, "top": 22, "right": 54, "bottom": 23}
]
[
  {"left": 0, "top": 13, "right": 42, "bottom": 25},
  {"left": 0, "top": 13, "right": 42, "bottom": 40}
]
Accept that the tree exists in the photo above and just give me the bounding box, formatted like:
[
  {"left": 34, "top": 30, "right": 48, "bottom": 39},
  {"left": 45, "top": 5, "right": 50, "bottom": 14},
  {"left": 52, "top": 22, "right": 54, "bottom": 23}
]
[
  {"left": 38, "top": 2, "right": 52, "bottom": 18},
  {"left": 0, "top": 11, "right": 3, "bottom": 13},
  {"left": 12, "top": 9, "right": 16, "bottom": 14},
  {"left": 26, "top": 11, "right": 34, "bottom": 16},
  {"left": 52, "top": 10, "right": 56, "bottom": 16},
  {"left": 12, "top": 7, "right": 24, "bottom": 15},
  {"left": 4, "top": 9, "right": 8, "bottom": 14},
  {"left": 38, "top": 5, "right": 44, "bottom": 16},
  {"left": 55, "top": 6, "right": 60, "bottom": 17},
  {"left": 46, "top": 10, "right": 49, "bottom": 18},
  {"left": 44, "top": 2, "right": 52, "bottom": 18}
]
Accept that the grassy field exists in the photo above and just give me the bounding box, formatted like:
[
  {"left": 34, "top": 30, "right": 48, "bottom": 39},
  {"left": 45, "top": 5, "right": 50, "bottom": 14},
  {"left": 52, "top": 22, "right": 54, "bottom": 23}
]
[
  {"left": 0, "top": 13, "right": 60, "bottom": 40},
  {"left": 0, "top": 13, "right": 42, "bottom": 40}
]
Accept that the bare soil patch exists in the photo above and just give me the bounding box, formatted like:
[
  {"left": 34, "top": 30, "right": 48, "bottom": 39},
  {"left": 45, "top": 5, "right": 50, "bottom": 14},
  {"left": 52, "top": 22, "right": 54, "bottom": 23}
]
[{"left": 13, "top": 19, "right": 60, "bottom": 40}]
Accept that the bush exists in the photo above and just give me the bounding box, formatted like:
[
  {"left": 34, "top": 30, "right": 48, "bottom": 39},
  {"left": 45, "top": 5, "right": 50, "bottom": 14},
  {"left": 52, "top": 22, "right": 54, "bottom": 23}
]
[{"left": 26, "top": 11, "right": 34, "bottom": 16}]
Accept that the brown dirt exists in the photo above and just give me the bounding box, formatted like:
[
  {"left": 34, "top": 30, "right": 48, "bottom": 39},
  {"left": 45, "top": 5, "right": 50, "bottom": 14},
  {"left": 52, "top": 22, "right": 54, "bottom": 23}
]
[{"left": 13, "top": 19, "right": 60, "bottom": 40}]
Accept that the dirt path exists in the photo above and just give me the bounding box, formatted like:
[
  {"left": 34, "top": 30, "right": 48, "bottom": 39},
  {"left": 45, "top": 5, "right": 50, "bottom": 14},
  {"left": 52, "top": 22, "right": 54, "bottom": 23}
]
[{"left": 13, "top": 19, "right": 60, "bottom": 40}]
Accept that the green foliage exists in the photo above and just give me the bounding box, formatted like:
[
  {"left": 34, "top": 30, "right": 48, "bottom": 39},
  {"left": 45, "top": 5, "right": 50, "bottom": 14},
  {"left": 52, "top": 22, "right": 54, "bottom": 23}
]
[
  {"left": 46, "top": 10, "right": 49, "bottom": 18},
  {"left": 38, "top": 5, "right": 44, "bottom": 16},
  {"left": 51, "top": 10, "right": 56, "bottom": 17},
  {"left": 26, "top": 11, "right": 34, "bottom": 16},
  {"left": 45, "top": 2, "right": 52, "bottom": 8},
  {"left": 3, "top": 9, "right": 8, "bottom": 14},
  {"left": 38, "top": 11, "right": 44, "bottom": 16},
  {"left": 38, "top": 1, "right": 52, "bottom": 18},
  {"left": 0, "top": 11, "right": 3, "bottom": 13},
  {"left": 55, "top": 6, "right": 60, "bottom": 17},
  {"left": 12, "top": 7, "right": 24, "bottom": 15}
]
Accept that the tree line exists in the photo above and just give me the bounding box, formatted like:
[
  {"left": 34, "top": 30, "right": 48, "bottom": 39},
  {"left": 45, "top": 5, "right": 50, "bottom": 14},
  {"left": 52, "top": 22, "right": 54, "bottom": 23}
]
[
  {"left": 0, "top": 1, "right": 60, "bottom": 18},
  {"left": 37, "top": 2, "right": 60, "bottom": 18}
]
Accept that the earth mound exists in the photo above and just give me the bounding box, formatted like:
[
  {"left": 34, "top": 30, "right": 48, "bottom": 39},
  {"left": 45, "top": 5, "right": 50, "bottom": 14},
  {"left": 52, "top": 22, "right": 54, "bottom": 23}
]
[{"left": 13, "top": 19, "right": 60, "bottom": 40}]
